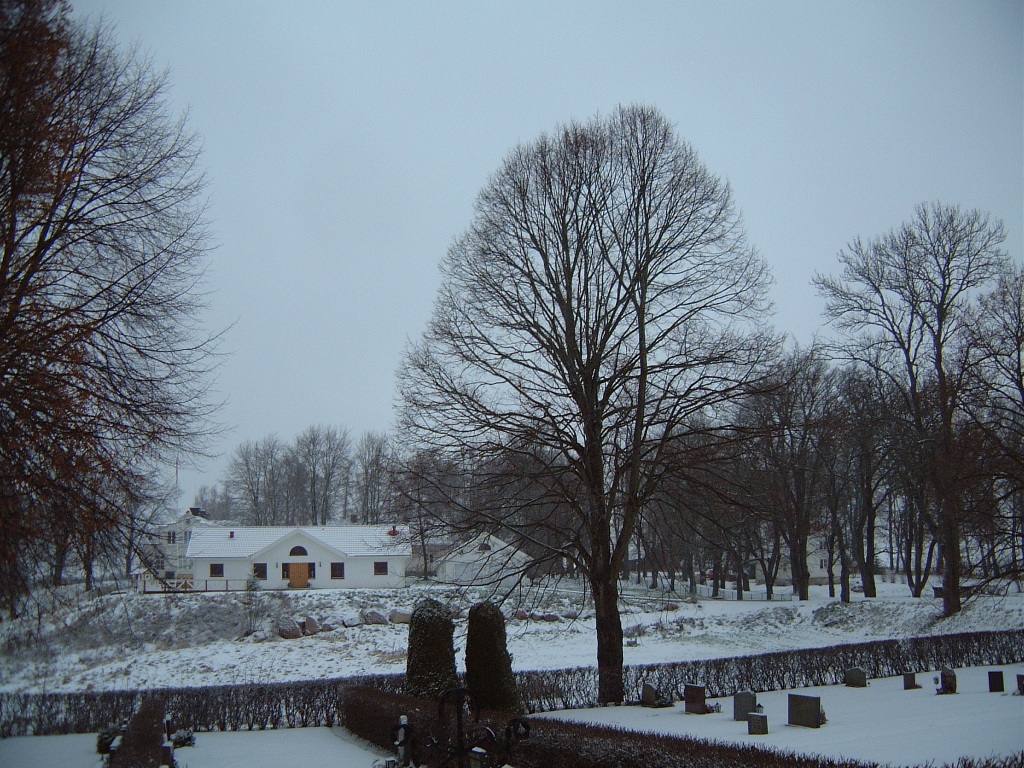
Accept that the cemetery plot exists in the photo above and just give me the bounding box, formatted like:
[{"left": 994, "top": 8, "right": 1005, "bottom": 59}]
[{"left": 537, "top": 663, "right": 1024, "bottom": 767}]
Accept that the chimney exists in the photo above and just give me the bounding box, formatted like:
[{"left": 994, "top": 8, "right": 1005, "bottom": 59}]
[{"left": 388, "top": 525, "right": 399, "bottom": 537}]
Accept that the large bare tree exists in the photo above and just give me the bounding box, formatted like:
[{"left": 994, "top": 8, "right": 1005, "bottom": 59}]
[
  {"left": 815, "top": 203, "right": 1010, "bottom": 616},
  {"left": 398, "top": 105, "right": 776, "bottom": 702},
  {"left": 1, "top": 1, "right": 219, "bottom": 614}
]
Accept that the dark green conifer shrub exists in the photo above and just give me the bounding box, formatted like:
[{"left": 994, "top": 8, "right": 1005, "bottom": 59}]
[
  {"left": 465, "top": 601, "right": 520, "bottom": 712},
  {"left": 405, "top": 597, "right": 458, "bottom": 698}
]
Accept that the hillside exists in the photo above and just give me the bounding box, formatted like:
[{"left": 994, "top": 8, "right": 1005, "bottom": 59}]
[{"left": 2, "top": 579, "right": 1021, "bottom": 694}]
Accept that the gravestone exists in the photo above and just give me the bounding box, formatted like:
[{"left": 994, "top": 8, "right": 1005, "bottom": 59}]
[
  {"left": 747, "top": 712, "right": 769, "bottom": 735},
  {"left": 788, "top": 694, "right": 823, "bottom": 728},
  {"left": 640, "top": 682, "right": 672, "bottom": 708},
  {"left": 1017, "top": 674, "right": 1024, "bottom": 696},
  {"left": 684, "top": 684, "right": 712, "bottom": 714},
  {"left": 937, "top": 668, "right": 957, "bottom": 695},
  {"left": 733, "top": 690, "right": 757, "bottom": 721},
  {"left": 988, "top": 671, "right": 1004, "bottom": 693},
  {"left": 845, "top": 667, "right": 868, "bottom": 687},
  {"left": 903, "top": 672, "right": 921, "bottom": 690}
]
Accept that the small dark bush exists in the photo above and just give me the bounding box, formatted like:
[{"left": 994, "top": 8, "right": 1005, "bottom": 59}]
[
  {"left": 171, "top": 727, "right": 195, "bottom": 748},
  {"left": 109, "top": 697, "right": 165, "bottom": 768},
  {"left": 405, "top": 598, "right": 458, "bottom": 698},
  {"left": 96, "top": 723, "right": 125, "bottom": 754},
  {"left": 465, "top": 601, "right": 520, "bottom": 712}
]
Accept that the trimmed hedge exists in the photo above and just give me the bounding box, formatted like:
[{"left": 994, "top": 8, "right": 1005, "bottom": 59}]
[
  {"left": 1, "top": 630, "right": 1021, "bottom": 737},
  {"left": 519, "top": 629, "right": 1024, "bottom": 711}
]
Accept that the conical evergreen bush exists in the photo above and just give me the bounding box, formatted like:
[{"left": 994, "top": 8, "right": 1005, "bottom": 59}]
[
  {"left": 405, "top": 597, "right": 458, "bottom": 698},
  {"left": 465, "top": 601, "right": 520, "bottom": 712}
]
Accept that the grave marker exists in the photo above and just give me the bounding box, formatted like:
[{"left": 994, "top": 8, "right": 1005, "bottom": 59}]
[
  {"left": 988, "top": 671, "right": 1004, "bottom": 693},
  {"left": 1017, "top": 674, "right": 1024, "bottom": 696},
  {"left": 733, "top": 690, "right": 757, "bottom": 721},
  {"left": 937, "top": 668, "right": 957, "bottom": 695},
  {"left": 788, "top": 694, "right": 823, "bottom": 728},
  {"left": 748, "top": 712, "right": 769, "bottom": 735},
  {"left": 845, "top": 667, "right": 868, "bottom": 687},
  {"left": 684, "top": 684, "right": 713, "bottom": 714},
  {"left": 903, "top": 672, "right": 921, "bottom": 690}
]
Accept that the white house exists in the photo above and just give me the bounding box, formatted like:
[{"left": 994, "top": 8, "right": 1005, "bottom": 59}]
[
  {"left": 434, "top": 533, "right": 531, "bottom": 590},
  {"left": 184, "top": 525, "right": 412, "bottom": 590}
]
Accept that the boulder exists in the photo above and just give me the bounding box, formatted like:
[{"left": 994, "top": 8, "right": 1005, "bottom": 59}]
[
  {"left": 562, "top": 610, "right": 580, "bottom": 620},
  {"left": 276, "top": 617, "right": 302, "bottom": 640},
  {"left": 303, "top": 616, "right": 320, "bottom": 636},
  {"left": 514, "top": 609, "right": 529, "bottom": 621},
  {"left": 541, "top": 613, "right": 560, "bottom": 622},
  {"left": 362, "top": 609, "right": 388, "bottom": 625},
  {"left": 389, "top": 609, "right": 412, "bottom": 624},
  {"left": 338, "top": 610, "right": 363, "bottom": 628}
]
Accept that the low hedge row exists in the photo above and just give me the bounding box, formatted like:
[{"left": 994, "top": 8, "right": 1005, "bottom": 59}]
[
  {"left": 1, "top": 630, "right": 1021, "bottom": 737},
  {"left": 519, "top": 629, "right": 1024, "bottom": 711}
]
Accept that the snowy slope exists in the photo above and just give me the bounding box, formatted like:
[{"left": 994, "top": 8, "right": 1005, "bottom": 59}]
[{"left": 1, "top": 580, "right": 1022, "bottom": 694}]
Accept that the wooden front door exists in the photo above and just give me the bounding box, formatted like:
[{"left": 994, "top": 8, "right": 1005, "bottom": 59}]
[{"left": 290, "top": 562, "right": 308, "bottom": 588}]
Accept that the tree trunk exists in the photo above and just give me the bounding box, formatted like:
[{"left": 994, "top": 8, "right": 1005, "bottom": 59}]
[{"left": 592, "top": 576, "right": 624, "bottom": 703}]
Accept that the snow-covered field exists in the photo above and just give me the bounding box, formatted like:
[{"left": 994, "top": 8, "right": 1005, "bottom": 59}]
[
  {"left": 1, "top": 579, "right": 1022, "bottom": 693},
  {"left": 539, "top": 663, "right": 1024, "bottom": 766}
]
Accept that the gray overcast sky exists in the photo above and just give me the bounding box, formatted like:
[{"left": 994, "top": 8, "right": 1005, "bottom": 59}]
[{"left": 72, "top": 1, "right": 1023, "bottom": 504}]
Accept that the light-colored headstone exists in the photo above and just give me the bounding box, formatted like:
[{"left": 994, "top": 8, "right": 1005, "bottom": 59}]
[{"left": 733, "top": 690, "right": 757, "bottom": 721}]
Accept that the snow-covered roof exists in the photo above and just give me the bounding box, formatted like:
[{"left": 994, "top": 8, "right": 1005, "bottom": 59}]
[
  {"left": 185, "top": 525, "right": 412, "bottom": 559},
  {"left": 441, "top": 533, "right": 531, "bottom": 565}
]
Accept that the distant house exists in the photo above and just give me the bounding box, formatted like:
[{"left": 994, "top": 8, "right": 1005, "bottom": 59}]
[
  {"left": 753, "top": 536, "right": 834, "bottom": 588},
  {"left": 134, "top": 508, "right": 233, "bottom": 589},
  {"left": 185, "top": 525, "right": 412, "bottom": 590},
  {"left": 434, "top": 533, "right": 531, "bottom": 590}
]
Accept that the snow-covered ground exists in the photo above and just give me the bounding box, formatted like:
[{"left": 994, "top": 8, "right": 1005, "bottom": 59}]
[
  {"left": 1, "top": 666, "right": 1021, "bottom": 767},
  {"left": 1, "top": 579, "right": 1022, "bottom": 693},
  {"left": 538, "top": 663, "right": 1024, "bottom": 767},
  {"left": 0, "top": 726, "right": 391, "bottom": 768},
  {"left": 1, "top": 579, "right": 1022, "bottom": 767}
]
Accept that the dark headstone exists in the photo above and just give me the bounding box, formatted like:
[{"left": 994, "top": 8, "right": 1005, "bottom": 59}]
[
  {"left": 938, "top": 668, "right": 957, "bottom": 694},
  {"left": 684, "top": 684, "right": 711, "bottom": 714},
  {"left": 641, "top": 683, "right": 659, "bottom": 707},
  {"left": 747, "top": 712, "right": 769, "bottom": 735},
  {"left": 733, "top": 690, "right": 757, "bottom": 721},
  {"left": 903, "top": 672, "right": 921, "bottom": 690},
  {"left": 1017, "top": 674, "right": 1024, "bottom": 696},
  {"left": 788, "top": 694, "right": 823, "bottom": 728},
  {"left": 845, "top": 667, "right": 868, "bottom": 687},
  {"left": 988, "top": 670, "right": 1004, "bottom": 693}
]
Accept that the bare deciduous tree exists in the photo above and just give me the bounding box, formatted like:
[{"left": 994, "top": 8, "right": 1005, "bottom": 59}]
[
  {"left": 398, "top": 105, "right": 776, "bottom": 702},
  {"left": 1, "top": 1, "right": 219, "bottom": 614},
  {"left": 815, "top": 203, "right": 1010, "bottom": 615}
]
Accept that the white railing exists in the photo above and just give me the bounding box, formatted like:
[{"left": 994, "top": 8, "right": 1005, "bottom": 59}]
[
  {"left": 693, "top": 583, "right": 793, "bottom": 601},
  {"left": 138, "top": 578, "right": 252, "bottom": 593}
]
